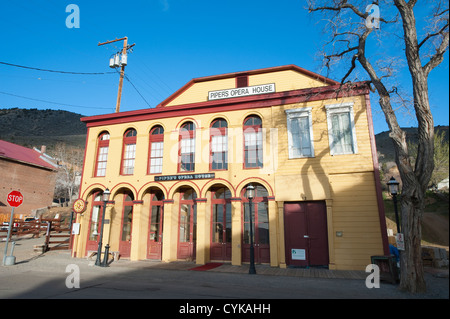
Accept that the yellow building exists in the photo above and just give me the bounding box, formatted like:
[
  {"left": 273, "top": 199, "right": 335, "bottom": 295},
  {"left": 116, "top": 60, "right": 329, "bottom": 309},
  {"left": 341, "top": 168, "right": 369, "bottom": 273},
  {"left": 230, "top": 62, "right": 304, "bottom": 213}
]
[{"left": 72, "top": 65, "right": 389, "bottom": 270}]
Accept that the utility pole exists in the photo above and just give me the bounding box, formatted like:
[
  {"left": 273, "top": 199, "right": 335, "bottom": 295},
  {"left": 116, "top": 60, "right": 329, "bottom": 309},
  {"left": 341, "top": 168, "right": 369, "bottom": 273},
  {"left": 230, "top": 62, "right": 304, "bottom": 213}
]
[{"left": 98, "top": 37, "right": 135, "bottom": 113}]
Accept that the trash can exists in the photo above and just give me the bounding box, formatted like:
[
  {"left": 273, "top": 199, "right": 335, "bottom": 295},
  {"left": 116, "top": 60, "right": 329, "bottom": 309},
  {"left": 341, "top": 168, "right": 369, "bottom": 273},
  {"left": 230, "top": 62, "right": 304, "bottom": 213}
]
[{"left": 370, "top": 255, "right": 399, "bottom": 284}]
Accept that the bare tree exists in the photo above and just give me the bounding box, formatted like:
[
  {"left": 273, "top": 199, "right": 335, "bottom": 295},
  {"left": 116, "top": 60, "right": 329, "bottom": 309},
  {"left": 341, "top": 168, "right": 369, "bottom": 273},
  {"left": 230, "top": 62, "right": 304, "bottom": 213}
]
[
  {"left": 308, "top": 0, "right": 449, "bottom": 293},
  {"left": 53, "top": 143, "right": 84, "bottom": 206}
]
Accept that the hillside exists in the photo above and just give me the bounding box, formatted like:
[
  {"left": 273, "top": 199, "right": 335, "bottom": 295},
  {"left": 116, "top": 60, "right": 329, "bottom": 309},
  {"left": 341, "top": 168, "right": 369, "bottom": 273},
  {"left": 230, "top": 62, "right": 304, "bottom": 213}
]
[
  {"left": 375, "top": 125, "right": 449, "bottom": 164},
  {"left": 0, "top": 108, "right": 87, "bottom": 151}
]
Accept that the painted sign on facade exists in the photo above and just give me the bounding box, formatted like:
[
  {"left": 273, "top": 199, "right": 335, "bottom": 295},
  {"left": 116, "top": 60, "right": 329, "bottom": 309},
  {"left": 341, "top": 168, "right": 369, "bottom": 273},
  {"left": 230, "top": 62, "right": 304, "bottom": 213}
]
[{"left": 208, "top": 83, "right": 275, "bottom": 100}]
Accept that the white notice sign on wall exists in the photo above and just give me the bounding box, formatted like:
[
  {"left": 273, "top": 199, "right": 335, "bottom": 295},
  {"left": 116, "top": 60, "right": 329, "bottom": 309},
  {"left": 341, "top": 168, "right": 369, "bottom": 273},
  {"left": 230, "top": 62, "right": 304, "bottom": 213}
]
[
  {"left": 72, "top": 223, "right": 80, "bottom": 235},
  {"left": 291, "top": 249, "right": 306, "bottom": 260}
]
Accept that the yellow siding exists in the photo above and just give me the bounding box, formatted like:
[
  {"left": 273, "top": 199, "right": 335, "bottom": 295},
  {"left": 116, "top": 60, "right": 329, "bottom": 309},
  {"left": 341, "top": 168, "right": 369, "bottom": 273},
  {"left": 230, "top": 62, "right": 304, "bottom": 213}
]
[
  {"left": 249, "top": 69, "right": 328, "bottom": 91},
  {"left": 74, "top": 66, "right": 385, "bottom": 271},
  {"left": 166, "top": 69, "right": 329, "bottom": 107},
  {"left": 166, "top": 78, "right": 236, "bottom": 106},
  {"left": 329, "top": 172, "right": 384, "bottom": 270}
]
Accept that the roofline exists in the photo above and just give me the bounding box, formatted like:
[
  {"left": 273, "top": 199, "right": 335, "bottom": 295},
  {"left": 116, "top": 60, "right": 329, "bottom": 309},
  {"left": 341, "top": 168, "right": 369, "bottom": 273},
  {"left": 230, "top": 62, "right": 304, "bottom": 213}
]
[
  {"left": 0, "top": 155, "right": 58, "bottom": 171},
  {"left": 157, "top": 64, "right": 340, "bottom": 108},
  {"left": 81, "top": 81, "right": 370, "bottom": 128}
]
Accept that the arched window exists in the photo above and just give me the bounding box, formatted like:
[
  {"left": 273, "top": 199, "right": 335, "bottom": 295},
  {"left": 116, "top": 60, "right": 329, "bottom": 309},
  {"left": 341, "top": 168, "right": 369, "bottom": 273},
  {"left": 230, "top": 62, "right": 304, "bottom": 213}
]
[
  {"left": 179, "top": 122, "right": 195, "bottom": 172},
  {"left": 121, "top": 128, "right": 137, "bottom": 175},
  {"left": 148, "top": 126, "right": 164, "bottom": 174},
  {"left": 243, "top": 115, "right": 263, "bottom": 168},
  {"left": 95, "top": 132, "right": 110, "bottom": 177},
  {"left": 210, "top": 119, "right": 228, "bottom": 170}
]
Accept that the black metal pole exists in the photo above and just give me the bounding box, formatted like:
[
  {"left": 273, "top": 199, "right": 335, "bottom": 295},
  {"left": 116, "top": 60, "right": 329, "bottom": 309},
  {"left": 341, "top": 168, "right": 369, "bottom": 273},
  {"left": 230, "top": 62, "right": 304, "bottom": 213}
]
[
  {"left": 248, "top": 198, "right": 256, "bottom": 274},
  {"left": 101, "top": 244, "right": 110, "bottom": 267},
  {"left": 95, "top": 200, "right": 108, "bottom": 266},
  {"left": 393, "top": 194, "right": 401, "bottom": 234}
]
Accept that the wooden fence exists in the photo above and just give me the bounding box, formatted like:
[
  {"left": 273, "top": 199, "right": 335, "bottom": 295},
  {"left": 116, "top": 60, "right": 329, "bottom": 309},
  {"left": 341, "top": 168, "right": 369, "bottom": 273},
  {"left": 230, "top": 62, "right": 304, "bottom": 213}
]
[{"left": 0, "top": 216, "right": 73, "bottom": 251}]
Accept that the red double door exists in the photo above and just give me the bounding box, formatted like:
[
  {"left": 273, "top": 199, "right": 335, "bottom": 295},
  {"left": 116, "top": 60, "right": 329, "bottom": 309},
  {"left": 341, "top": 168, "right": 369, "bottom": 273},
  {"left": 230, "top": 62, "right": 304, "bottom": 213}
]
[
  {"left": 210, "top": 188, "right": 232, "bottom": 261},
  {"left": 177, "top": 189, "right": 197, "bottom": 260},
  {"left": 147, "top": 191, "right": 164, "bottom": 260},
  {"left": 284, "top": 201, "right": 329, "bottom": 267}
]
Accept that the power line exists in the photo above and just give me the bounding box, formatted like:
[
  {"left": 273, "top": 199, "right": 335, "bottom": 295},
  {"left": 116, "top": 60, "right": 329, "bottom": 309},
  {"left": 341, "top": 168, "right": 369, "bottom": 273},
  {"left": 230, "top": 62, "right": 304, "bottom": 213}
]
[
  {"left": 0, "top": 61, "right": 115, "bottom": 75},
  {"left": 123, "top": 74, "right": 152, "bottom": 108},
  {"left": 0, "top": 90, "right": 112, "bottom": 110},
  {"left": 111, "top": 67, "right": 152, "bottom": 108}
]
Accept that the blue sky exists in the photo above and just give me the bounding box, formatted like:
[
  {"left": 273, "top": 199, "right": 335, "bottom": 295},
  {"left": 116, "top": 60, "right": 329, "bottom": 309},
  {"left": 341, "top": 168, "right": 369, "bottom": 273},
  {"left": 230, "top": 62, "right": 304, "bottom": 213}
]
[{"left": 0, "top": 0, "right": 448, "bottom": 134}]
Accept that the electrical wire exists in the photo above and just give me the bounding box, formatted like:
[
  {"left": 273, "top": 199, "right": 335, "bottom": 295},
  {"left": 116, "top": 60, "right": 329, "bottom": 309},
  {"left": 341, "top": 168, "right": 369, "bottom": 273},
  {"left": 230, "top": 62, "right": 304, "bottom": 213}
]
[
  {"left": 111, "top": 67, "right": 152, "bottom": 108},
  {"left": 124, "top": 74, "right": 153, "bottom": 108},
  {"left": 0, "top": 61, "right": 115, "bottom": 75},
  {"left": 0, "top": 90, "right": 113, "bottom": 110}
]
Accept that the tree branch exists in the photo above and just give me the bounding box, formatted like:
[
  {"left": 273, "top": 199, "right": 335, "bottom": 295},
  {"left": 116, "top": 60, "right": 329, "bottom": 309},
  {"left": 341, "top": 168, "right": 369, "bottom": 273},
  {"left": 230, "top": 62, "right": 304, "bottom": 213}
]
[
  {"left": 423, "top": 30, "right": 449, "bottom": 75},
  {"left": 418, "top": 23, "right": 449, "bottom": 49}
]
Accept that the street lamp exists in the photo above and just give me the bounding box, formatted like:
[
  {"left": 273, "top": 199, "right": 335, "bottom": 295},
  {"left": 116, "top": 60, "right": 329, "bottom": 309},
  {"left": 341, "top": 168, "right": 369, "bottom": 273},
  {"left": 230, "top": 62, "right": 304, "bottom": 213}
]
[
  {"left": 387, "top": 177, "right": 401, "bottom": 234},
  {"left": 95, "top": 188, "right": 111, "bottom": 266},
  {"left": 246, "top": 184, "right": 256, "bottom": 275}
]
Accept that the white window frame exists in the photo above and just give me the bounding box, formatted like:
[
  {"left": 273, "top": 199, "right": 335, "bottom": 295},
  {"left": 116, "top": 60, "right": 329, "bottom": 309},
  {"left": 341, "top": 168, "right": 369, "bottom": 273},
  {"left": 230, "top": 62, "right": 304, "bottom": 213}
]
[
  {"left": 285, "top": 107, "right": 314, "bottom": 159},
  {"left": 325, "top": 102, "right": 358, "bottom": 155}
]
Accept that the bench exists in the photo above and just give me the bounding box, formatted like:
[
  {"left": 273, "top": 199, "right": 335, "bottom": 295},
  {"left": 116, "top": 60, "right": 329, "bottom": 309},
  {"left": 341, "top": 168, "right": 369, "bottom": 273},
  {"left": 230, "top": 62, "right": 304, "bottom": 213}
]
[{"left": 87, "top": 250, "right": 120, "bottom": 261}]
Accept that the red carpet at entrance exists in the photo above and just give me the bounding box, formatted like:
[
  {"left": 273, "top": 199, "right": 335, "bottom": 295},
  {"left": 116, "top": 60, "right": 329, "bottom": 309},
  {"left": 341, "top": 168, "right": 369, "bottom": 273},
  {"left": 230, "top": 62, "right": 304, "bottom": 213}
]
[{"left": 188, "top": 263, "right": 223, "bottom": 271}]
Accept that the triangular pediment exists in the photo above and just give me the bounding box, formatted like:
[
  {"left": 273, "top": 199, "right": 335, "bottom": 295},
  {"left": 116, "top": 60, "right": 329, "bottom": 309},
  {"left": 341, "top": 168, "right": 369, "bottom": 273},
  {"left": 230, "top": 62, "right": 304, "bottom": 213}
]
[{"left": 157, "top": 65, "right": 338, "bottom": 108}]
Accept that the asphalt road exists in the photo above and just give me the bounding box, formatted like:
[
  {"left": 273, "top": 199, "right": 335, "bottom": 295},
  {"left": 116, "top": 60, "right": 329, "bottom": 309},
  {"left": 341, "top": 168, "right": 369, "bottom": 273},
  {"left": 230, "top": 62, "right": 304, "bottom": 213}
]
[{"left": 0, "top": 237, "right": 448, "bottom": 305}]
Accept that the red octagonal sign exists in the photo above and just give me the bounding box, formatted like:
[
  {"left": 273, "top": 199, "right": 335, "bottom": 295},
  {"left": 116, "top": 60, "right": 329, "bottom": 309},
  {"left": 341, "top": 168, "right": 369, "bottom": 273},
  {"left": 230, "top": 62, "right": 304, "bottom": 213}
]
[{"left": 7, "top": 190, "right": 23, "bottom": 207}]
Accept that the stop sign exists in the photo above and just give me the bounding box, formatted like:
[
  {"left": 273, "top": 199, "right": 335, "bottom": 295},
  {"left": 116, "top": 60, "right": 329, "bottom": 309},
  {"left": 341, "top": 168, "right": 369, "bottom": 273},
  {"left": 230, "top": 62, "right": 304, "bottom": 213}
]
[{"left": 7, "top": 191, "right": 23, "bottom": 207}]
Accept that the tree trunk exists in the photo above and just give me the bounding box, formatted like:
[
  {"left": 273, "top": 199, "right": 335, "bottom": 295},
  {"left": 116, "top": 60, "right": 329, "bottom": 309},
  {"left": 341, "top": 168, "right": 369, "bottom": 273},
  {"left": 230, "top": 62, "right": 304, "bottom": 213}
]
[
  {"left": 399, "top": 180, "right": 427, "bottom": 292},
  {"left": 393, "top": 0, "right": 435, "bottom": 293}
]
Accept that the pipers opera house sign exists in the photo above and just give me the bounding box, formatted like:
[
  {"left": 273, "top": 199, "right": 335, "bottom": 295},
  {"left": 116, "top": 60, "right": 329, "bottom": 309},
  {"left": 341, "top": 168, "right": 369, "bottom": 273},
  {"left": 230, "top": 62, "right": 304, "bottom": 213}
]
[
  {"left": 208, "top": 83, "right": 275, "bottom": 101},
  {"left": 154, "top": 173, "right": 215, "bottom": 182}
]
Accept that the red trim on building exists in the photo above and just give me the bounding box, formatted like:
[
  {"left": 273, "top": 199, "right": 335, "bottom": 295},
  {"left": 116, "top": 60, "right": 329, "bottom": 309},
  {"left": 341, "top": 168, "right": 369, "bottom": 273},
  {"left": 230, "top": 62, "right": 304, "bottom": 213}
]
[
  {"left": 365, "top": 93, "right": 389, "bottom": 255},
  {"left": 81, "top": 82, "right": 369, "bottom": 128}
]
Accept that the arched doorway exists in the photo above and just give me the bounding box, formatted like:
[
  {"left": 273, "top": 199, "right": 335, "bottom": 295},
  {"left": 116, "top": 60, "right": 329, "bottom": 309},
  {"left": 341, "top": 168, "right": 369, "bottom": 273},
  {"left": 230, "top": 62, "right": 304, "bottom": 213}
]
[
  {"left": 242, "top": 184, "right": 270, "bottom": 264},
  {"left": 210, "top": 187, "right": 232, "bottom": 261},
  {"left": 85, "top": 191, "right": 104, "bottom": 254},
  {"left": 147, "top": 189, "right": 164, "bottom": 260},
  {"left": 118, "top": 190, "right": 134, "bottom": 258},
  {"left": 177, "top": 187, "right": 197, "bottom": 260}
]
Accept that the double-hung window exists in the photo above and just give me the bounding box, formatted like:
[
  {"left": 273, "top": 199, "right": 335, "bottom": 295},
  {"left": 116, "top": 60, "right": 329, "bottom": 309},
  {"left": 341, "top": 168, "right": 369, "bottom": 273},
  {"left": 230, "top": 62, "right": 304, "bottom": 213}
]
[
  {"left": 148, "top": 126, "right": 164, "bottom": 174},
  {"left": 326, "top": 103, "right": 358, "bottom": 155},
  {"left": 210, "top": 119, "right": 228, "bottom": 170},
  {"left": 286, "top": 108, "right": 314, "bottom": 158},
  {"left": 179, "top": 122, "right": 195, "bottom": 172},
  {"left": 121, "top": 128, "right": 137, "bottom": 175},
  {"left": 243, "top": 115, "right": 263, "bottom": 168},
  {"left": 95, "top": 132, "right": 110, "bottom": 177}
]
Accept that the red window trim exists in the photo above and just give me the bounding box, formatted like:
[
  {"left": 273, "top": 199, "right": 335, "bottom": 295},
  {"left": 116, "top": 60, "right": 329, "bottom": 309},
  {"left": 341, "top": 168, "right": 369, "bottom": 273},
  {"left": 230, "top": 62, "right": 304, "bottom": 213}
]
[
  {"left": 243, "top": 116, "right": 263, "bottom": 169},
  {"left": 94, "top": 132, "right": 110, "bottom": 177},
  {"left": 209, "top": 119, "right": 228, "bottom": 171},
  {"left": 178, "top": 122, "right": 196, "bottom": 173},
  {"left": 120, "top": 129, "right": 137, "bottom": 176},
  {"left": 148, "top": 126, "right": 164, "bottom": 175}
]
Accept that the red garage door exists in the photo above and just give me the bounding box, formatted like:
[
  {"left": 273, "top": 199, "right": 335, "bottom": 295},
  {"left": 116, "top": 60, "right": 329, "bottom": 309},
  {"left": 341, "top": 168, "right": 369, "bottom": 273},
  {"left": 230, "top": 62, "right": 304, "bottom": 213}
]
[{"left": 284, "top": 201, "right": 329, "bottom": 267}]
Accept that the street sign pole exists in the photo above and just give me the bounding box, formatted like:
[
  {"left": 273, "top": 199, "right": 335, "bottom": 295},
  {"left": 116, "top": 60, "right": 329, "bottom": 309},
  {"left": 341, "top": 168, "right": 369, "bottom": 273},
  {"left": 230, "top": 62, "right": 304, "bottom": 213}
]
[
  {"left": 2, "top": 207, "right": 15, "bottom": 265},
  {"left": 3, "top": 190, "right": 23, "bottom": 266}
]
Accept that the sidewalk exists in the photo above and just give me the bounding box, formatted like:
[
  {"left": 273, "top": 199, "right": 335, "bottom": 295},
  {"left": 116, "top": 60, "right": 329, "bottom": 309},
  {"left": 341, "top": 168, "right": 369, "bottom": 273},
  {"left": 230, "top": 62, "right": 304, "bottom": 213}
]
[{"left": 1, "top": 236, "right": 369, "bottom": 279}]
